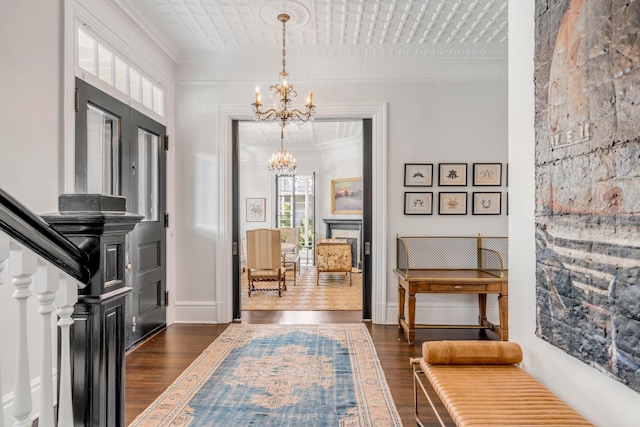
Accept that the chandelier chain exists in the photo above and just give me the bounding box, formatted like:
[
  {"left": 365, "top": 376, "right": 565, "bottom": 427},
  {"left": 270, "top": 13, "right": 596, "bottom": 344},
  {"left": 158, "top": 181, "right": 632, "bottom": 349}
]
[{"left": 281, "top": 18, "right": 287, "bottom": 74}]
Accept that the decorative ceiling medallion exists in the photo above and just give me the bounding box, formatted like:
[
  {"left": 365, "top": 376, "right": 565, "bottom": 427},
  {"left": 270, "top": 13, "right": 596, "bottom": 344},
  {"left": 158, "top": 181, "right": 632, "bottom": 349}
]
[{"left": 258, "top": 0, "right": 310, "bottom": 30}]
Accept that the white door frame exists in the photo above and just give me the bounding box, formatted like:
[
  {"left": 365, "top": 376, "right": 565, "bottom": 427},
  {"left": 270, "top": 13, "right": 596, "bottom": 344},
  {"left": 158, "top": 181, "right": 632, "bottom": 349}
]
[{"left": 215, "top": 103, "right": 388, "bottom": 324}]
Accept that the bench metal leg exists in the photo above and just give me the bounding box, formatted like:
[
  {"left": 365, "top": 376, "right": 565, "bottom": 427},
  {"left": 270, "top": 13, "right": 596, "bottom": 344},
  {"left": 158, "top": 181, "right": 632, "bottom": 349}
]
[{"left": 411, "top": 358, "right": 447, "bottom": 427}]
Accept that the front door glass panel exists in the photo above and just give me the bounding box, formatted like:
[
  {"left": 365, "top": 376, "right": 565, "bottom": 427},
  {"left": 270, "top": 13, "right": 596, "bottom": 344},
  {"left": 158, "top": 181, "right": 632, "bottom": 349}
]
[
  {"left": 86, "top": 103, "right": 119, "bottom": 194},
  {"left": 137, "top": 128, "right": 159, "bottom": 221}
]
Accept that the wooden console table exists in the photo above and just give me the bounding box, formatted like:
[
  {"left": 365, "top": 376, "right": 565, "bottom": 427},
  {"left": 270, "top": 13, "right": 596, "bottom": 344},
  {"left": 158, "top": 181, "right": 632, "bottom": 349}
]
[{"left": 394, "top": 269, "right": 508, "bottom": 344}]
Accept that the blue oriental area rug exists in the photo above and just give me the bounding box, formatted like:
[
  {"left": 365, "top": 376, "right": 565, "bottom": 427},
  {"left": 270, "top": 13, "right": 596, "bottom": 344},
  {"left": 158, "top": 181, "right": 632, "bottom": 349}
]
[{"left": 130, "top": 324, "right": 402, "bottom": 426}]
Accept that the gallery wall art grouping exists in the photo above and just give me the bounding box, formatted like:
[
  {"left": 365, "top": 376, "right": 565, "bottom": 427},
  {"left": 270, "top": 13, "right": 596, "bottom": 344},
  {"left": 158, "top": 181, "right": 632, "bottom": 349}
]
[{"left": 402, "top": 162, "right": 507, "bottom": 216}]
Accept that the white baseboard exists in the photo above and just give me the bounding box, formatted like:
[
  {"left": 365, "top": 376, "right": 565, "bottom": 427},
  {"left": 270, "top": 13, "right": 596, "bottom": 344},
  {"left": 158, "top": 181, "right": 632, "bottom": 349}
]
[{"left": 171, "top": 300, "right": 222, "bottom": 324}]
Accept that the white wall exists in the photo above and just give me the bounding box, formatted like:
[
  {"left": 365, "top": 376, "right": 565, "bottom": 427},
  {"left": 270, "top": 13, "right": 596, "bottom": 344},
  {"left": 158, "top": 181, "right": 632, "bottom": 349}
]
[
  {"left": 0, "top": 0, "right": 176, "bottom": 422},
  {"left": 387, "top": 79, "right": 508, "bottom": 326},
  {"left": 0, "top": 0, "right": 63, "bottom": 213},
  {"left": 174, "top": 77, "right": 507, "bottom": 324},
  {"left": 509, "top": 2, "right": 640, "bottom": 426},
  {"left": 0, "top": 1, "right": 65, "bottom": 422}
]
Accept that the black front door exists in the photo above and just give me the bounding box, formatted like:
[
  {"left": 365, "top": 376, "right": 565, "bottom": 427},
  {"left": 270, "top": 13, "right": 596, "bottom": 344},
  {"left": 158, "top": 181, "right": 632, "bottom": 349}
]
[{"left": 75, "top": 78, "right": 167, "bottom": 347}]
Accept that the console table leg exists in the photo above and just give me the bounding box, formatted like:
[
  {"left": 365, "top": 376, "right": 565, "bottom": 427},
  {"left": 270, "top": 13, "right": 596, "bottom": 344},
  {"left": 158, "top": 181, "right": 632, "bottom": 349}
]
[
  {"left": 498, "top": 294, "right": 509, "bottom": 340},
  {"left": 398, "top": 283, "right": 406, "bottom": 329},
  {"left": 478, "top": 293, "right": 488, "bottom": 325},
  {"left": 408, "top": 290, "right": 416, "bottom": 344}
]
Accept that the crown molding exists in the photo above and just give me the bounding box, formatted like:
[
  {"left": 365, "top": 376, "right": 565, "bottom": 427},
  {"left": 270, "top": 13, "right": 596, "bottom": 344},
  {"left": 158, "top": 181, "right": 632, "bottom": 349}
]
[
  {"left": 177, "top": 58, "right": 507, "bottom": 81},
  {"left": 178, "top": 45, "right": 507, "bottom": 63},
  {"left": 109, "top": 0, "right": 180, "bottom": 62}
]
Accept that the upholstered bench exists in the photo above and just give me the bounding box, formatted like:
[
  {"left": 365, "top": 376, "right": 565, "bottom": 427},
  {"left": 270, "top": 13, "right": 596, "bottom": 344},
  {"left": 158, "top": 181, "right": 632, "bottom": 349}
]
[
  {"left": 316, "top": 239, "right": 352, "bottom": 285},
  {"left": 411, "top": 341, "right": 594, "bottom": 427}
]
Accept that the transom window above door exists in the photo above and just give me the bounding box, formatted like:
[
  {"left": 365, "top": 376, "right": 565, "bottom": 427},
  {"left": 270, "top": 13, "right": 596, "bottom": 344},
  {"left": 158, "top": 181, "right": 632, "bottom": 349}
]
[{"left": 76, "top": 27, "right": 165, "bottom": 118}]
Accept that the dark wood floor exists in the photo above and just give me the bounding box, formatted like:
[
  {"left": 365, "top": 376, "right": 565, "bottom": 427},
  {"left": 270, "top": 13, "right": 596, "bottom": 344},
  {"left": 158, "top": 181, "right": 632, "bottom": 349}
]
[{"left": 125, "top": 311, "right": 498, "bottom": 426}]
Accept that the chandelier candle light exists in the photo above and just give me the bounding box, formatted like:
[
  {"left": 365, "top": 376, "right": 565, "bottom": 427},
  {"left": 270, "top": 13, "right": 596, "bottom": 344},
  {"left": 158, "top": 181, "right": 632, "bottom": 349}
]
[
  {"left": 268, "top": 128, "right": 297, "bottom": 175},
  {"left": 252, "top": 13, "right": 316, "bottom": 129}
]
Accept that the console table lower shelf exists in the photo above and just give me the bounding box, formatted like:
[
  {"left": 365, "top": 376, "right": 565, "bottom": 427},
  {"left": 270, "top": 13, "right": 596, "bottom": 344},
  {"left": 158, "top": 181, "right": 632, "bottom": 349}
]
[{"left": 394, "top": 269, "right": 508, "bottom": 344}]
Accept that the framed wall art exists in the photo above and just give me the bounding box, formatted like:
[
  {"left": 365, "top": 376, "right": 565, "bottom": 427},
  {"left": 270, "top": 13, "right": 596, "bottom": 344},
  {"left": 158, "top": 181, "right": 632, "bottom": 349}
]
[
  {"left": 472, "top": 192, "right": 502, "bottom": 215},
  {"left": 438, "top": 192, "right": 467, "bottom": 215},
  {"left": 404, "top": 163, "right": 433, "bottom": 187},
  {"left": 331, "top": 177, "right": 363, "bottom": 214},
  {"left": 438, "top": 163, "right": 467, "bottom": 186},
  {"left": 473, "top": 163, "right": 503, "bottom": 186},
  {"left": 404, "top": 192, "right": 433, "bottom": 215},
  {"left": 246, "top": 198, "right": 266, "bottom": 222}
]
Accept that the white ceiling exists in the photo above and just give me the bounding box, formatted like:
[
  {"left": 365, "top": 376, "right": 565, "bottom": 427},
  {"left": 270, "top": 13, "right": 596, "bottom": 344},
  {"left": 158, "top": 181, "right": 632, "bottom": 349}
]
[
  {"left": 124, "top": 0, "right": 508, "bottom": 62},
  {"left": 115, "top": 0, "right": 508, "bottom": 147}
]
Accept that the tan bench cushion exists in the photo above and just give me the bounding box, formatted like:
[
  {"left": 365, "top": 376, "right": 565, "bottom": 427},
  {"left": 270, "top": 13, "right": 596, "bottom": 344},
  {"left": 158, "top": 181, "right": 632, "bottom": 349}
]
[
  {"left": 423, "top": 340, "right": 522, "bottom": 365},
  {"left": 419, "top": 341, "right": 594, "bottom": 427}
]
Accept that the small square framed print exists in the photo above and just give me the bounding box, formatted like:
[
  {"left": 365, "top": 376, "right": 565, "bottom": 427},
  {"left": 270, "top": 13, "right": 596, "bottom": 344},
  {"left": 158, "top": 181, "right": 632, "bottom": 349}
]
[
  {"left": 472, "top": 192, "right": 502, "bottom": 215},
  {"left": 246, "top": 197, "right": 266, "bottom": 222},
  {"left": 438, "top": 192, "right": 467, "bottom": 215},
  {"left": 438, "top": 163, "right": 467, "bottom": 186},
  {"left": 473, "top": 163, "right": 502, "bottom": 186},
  {"left": 404, "top": 163, "right": 433, "bottom": 186},
  {"left": 404, "top": 192, "right": 433, "bottom": 215}
]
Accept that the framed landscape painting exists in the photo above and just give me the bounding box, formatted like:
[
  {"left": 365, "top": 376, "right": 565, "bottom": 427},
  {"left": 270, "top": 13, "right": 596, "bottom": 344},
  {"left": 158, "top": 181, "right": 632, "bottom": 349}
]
[
  {"left": 331, "top": 177, "right": 363, "bottom": 214},
  {"left": 404, "top": 163, "right": 433, "bottom": 186}
]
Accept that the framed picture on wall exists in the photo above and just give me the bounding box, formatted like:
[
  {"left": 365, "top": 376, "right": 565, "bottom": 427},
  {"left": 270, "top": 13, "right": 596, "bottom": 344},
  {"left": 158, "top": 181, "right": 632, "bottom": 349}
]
[
  {"left": 331, "top": 177, "right": 363, "bottom": 214},
  {"left": 404, "top": 163, "right": 433, "bottom": 186},
  {"left": 473, "top": 163, "right": 503, "bottom": 186},
  {"left": 438, "top": 192, "right": 467, "bottom": 215},
  {"left": 246, "top": 198, "right": 266, "bottom": 222},
  {"left": 438, "top": 163, "right": 467, "bottom": 186},
  {"left": 404, "top": 192, "right": 433, "bottom": 215},
  {"left": 472, "top": 192, "right": 502, "bottom": 215}
]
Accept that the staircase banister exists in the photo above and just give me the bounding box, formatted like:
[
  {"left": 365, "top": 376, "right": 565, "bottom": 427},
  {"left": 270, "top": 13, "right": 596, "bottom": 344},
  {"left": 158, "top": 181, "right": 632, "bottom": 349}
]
[{"left": 0, "top": 188, "right": 90, "bottom": 284}]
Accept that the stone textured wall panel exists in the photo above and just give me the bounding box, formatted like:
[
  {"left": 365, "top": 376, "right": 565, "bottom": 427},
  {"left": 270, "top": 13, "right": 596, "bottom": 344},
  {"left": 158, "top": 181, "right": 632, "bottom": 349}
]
[{"left": 535, "top": 0, "right": 640, "bottom": 393}]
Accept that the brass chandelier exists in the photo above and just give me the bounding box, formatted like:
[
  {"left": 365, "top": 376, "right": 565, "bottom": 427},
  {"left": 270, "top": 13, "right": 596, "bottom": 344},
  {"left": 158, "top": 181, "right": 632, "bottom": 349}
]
[
  {"left": 252, "top": 13, "right": 315, "bottom": 129},
  {"left": 268, "top": 128, "right": 297, "bottom": 174}
]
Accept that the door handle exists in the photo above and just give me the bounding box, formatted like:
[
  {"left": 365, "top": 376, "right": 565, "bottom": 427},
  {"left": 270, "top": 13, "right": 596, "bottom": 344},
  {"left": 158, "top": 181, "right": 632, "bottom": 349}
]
[
  {"left": 125, "top": 253, "right": 132, "bottom": 271},
  {"left": 232, "top": 242, "right": 238, "bottom": 256},
  {"left": 365, "top": 242, "right": 371, "bottom": 255}
]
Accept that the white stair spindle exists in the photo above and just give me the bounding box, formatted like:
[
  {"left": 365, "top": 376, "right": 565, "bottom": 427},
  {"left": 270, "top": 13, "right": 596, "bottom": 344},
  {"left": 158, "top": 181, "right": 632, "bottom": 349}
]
[
  {"left": 0, "top": 234, "right": 10, "bottom": 427},
  {"left": 55, "top": 276, "right": 78, "bottom": 427},
  {"left": 9, "top": 243, "right": 37, "bottom": 427},
  {"left": 34, "top": 262, "right": 59, "bottom": 427}
]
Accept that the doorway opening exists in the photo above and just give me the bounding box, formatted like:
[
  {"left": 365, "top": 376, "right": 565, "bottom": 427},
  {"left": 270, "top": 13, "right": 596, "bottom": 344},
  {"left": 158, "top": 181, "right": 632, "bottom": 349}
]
[{"left": 233, "top": 119, "right": 371, "bottom": 317}]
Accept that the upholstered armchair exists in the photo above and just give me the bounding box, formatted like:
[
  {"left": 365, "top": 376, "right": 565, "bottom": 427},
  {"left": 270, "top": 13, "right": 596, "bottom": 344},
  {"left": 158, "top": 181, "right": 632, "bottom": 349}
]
[
  {"left": 316, "top": 239, "right": 352, "bottom": 286},
  {"left": 277, "top": 227, "right": 300, "bottom": 284},
  {"left": 246, "top": 229, "right": 287, "bottom": 296}
]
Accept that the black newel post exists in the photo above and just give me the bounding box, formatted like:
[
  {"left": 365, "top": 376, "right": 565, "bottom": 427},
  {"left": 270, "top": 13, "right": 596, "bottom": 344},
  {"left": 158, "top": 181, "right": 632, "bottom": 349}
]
[{"left": 43, "top": 194, "right": 142, "bottom": 427}]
